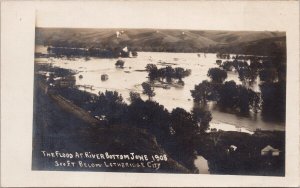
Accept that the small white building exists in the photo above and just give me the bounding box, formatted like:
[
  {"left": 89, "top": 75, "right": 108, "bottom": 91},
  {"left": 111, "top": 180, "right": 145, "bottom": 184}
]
[
  {"left": 226, "top": 145, "right": 238, "bottom": 155},
  {"left": 230, "top": 145, "right": 237, "bottom": 151},
  {"left": 261, "top": 145, "right": 280, "bottom": 156},
  {"left": 122, "top": 46, "right": 128, "bottom": 52}
]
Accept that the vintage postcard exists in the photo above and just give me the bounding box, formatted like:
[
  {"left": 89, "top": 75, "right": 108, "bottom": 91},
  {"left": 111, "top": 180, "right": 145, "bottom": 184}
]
[
  {"left": 33, "top": 27, "right": 286, "bottom": 176},
  {"left": 1, "top": 0, "right": 299, "bottom": 187}
]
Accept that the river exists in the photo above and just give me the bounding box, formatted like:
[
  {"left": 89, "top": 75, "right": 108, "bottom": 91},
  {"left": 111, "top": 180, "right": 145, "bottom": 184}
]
[
  {"left": 194, "top": 156, "right": 210, "bottom": 174},
  {"left": 35, "top": 46, "right": 285, "bottom": 132}
]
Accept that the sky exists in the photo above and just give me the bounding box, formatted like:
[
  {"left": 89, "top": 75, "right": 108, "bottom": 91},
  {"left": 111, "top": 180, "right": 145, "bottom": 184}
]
[{"left": 35, "top": 1, "right": 298, "bottom": 32}]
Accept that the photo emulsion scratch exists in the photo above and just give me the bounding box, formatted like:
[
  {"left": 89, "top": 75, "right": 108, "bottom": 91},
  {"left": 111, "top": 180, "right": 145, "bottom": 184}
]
[{"left": 32, "top": 27, "right": 286, "bottom": 176}]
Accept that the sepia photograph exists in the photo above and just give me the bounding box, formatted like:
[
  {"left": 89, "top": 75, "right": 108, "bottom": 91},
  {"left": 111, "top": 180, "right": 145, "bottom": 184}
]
[
  {"left": 1, "top": 1, "right": 299, "bottom": 187},
  {"left": 33, "top": 27, "right": 286, "bottom": 176}
]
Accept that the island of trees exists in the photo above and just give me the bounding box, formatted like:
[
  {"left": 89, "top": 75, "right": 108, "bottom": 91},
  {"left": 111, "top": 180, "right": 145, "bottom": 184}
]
[
  {"left": 40, "top": 46, "right": 138, "bottom": 59},
  {"left": 210, "top": 52, "right": 286, "bottom": 121},
  {"left": 145, "top": 64, "right": 191, "bottom": 85}
]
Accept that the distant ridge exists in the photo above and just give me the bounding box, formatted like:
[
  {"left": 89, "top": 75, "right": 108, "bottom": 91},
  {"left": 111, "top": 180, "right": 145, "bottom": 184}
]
[{"left": 36, "top": 28, "right": 286, "bottom": 56}]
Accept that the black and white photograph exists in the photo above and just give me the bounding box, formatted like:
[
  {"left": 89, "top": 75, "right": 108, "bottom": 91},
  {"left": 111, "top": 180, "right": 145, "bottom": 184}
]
[
  {"left": 1, "top": 1, "right": 299, "bottom": 187},
  {"left": 33, "top": 27, "right": 286, "bottom": 175}
]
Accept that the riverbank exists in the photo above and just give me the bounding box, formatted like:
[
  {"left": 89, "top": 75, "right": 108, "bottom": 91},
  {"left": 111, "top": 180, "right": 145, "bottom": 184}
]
[{"left": 33, "top": 75, "right": 190, "bottom": 173}]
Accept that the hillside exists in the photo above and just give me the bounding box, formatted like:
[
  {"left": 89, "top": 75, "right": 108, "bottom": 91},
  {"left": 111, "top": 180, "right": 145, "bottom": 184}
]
[
  {"left": 32, "top": 77, "right": 190, "bottom": 173},
  {"left": 36, "top": 28, "right": 286, "bottom": 55},
  {"left": 206, "top": 36, "right": 286, "bottom": 56}
]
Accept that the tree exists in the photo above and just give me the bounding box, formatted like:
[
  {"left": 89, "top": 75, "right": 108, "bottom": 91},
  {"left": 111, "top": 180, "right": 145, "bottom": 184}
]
[
  {"left": 237, "top": 67, "right": 257, "bottom": 84},
  {"left": 174, "top": 67, "right": 185, "bottom": 81},
  {"left": 191, "top": 107, "right": 212, "bottom": 134},
  {"left": 249, "top": 60, "right": 262, "bottom": 71},
  {"left": 216, "top": 82, "right": 260, "bottom": 114},
  {"left": 129, "top": 91, "right": 141, "bottom": 103},
  {"left": 259, "top": 68, "right": 278, "bottom": 83},
  {"left": 220, "top": 61, "right": 234, "bottom": 71},
  {"left": 174, "top": 67, "right": 191, "bottom": 81},
  {"left": 145, "top": 64, "right": 158, "bottom": 72},
  {"left": 218, "top": 81, "right": 238, "bottom": 109},
  {"left": 170, "top": 108, "right": 198, "bottom": 171},
  {"left": 260, "top": 81, "right": 285, "bottom": 121},
  {"left": 94, "top": 90, "right": 128, "bottom": 124},
  {"left": 115, "top": 59, "right": 125, "bottom": 68},
  {"left": 145, "top": 64, "right": 158, "bottom": 81},
  {"left": 157, "top": 68, "right": 166, "bottom": 81},
  {"left": 142, "top": 82, "right": 155, "bottom": 100},
  {"left": 248, "top": 90, "right": 260, "bottom": 113},
  {"left": 236, "top": 86, "right": 251, "bottom": 114},
  {"left": 207, "top": 68, "right": 227, "bottom": 83},
  {"left": 233, "top": 61, "right": 248, "bottom": 72},
  {"left": 170, "top": 108, "right": 197, "bottom": 136},
  {"left": 216, "top": 60, "right": 222, "bottom": 66},
  {"left": 190, "top": 80, "right": 212, "bottom": 104},
  {"left": 165, "top": 66, "right": 175, "bottom": 83},
  {"left": 127, "top": 99, "right": 170, "bottom": 142},
  {"left": 146, "top": 65, "right": 191, "bottom": 83},
  {"left": 131, "top": 51, "right": 138, "bottom": 57},
  {"left": 237, "top": 85, "right": 260, "bottom": 114}
]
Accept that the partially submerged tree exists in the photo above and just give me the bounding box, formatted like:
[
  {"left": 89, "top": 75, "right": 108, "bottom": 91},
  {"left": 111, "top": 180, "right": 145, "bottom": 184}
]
[
  {"left": 191, "top": 107, "right": 212, "bottom": 134},
  {"left": 129, "top": 91, "right": 141, "bottom": 103},
  {"left": 145, "top": 64, "right": 191, "bottom": 83},
  {"left": 115, "top": 59, "right": 125, "bottom": 68},
  {"left": 260, "top": 81, "right": 285, "bottom": 121},
  {"left": 171, "top": 108, "right": 196, "bottom": 136},
  {"left": 145, "top": 64, "right": 158, "bottom": 81},
  {"left": 190, "top": 80, "right": 213, "bottom": 104},
  {"left": 259, "top": 68, "right": 278, "bottom": 83},
  {"left": 174, "top": 67, "right": 191, "bottom": 81},
  {"left": 218, "top": 80, "right": 238, "bottom": 109},
  {"left": 142, "top": 82, "right": 155, "bottom": 100},
  {"left": 207, "top": 68, "right": 227, "bottom": 83},
  {"left": 131, "top": 51, "right": 138, "bottom": 57}
]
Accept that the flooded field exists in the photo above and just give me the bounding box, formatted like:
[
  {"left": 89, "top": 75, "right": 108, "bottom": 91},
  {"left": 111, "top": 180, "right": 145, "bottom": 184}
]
[
  {"left": 194, "top": 156, "right": 210, "bottom": 174},
  {"left": 35, "top": 46, "right": 285, "bottom": 132}
]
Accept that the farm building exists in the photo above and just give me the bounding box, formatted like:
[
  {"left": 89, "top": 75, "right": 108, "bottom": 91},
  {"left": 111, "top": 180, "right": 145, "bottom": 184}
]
[
  {"left": 261, "top": 145, "right": 280, "bottom": 156},
  {"left": 55, "top": 76, "right": 76, "bottom": 88}
]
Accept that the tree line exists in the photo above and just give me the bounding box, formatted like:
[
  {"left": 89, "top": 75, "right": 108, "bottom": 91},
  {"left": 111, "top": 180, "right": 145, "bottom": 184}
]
[
  {"left": 56, "top": 86, "right": 212, "bottom": 173},
  {"left": 145, "top": 64, "right": 191, "bottom": 84},
  {"left": 193, "top": 52, "right": 286, "bottom": 120},
  {"left": 47, "top": 46, "right": 138, "bottom": 58}
]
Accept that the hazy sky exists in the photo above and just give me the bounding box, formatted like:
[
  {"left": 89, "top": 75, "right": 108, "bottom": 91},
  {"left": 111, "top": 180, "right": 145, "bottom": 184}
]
[{"left": 35, "top": 1, "right": 298, "bottom": 31}]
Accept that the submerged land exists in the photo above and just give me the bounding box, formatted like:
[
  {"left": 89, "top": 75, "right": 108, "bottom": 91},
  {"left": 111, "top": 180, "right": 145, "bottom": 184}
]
[{"left": 33, "top": 28, "right": 286, "bottom": 176}]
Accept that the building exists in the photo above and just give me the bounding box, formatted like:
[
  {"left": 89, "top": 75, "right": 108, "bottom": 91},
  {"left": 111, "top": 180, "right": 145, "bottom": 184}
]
[
  {"left": 226, "top": 145, "right": 238, "bottom": 155},
  {"left": 261, "top": 145, "right": 280, "bottom": 156},
  {"left": 230, "top": 145, "right": 237, "bottom": 151},
  {"left": 55, "top": 76, "right": 76, "bottom": 88}
]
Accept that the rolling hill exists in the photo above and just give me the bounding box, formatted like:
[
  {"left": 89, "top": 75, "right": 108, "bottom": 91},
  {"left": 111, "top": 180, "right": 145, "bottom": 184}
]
[{"left": 36, "top": 28, "right": 286, "bottom": 55}]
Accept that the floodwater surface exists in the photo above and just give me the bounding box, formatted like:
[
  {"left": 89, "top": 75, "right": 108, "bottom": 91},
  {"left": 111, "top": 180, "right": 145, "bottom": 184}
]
[{"left": 35, "top": 46, "right": 285, "bottom": 132}]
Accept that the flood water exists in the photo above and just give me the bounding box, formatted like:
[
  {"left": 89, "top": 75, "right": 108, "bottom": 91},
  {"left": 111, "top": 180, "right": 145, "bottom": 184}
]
[
  {"left": 35, "top": 46, "right": 285, "bottom": 132},
  {"left": 194, "top": 156, "right": 209, "bottom": 174}
]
